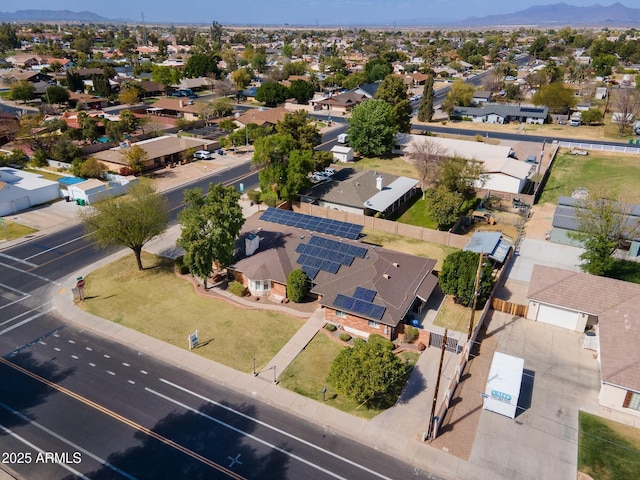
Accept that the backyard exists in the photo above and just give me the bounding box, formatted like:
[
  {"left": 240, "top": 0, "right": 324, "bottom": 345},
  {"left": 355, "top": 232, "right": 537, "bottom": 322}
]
[
  {"left": 80, "top": 253, "right": 304, "bottom": 373},
  {"left": 538, "top": 151, "right": 640, "bottom": 205},
  {"left": 578, "top": 411, "right": 640, "bottom": 480},
  {"left": 350, "top": 154, "right": 420, "bottom": 179}
]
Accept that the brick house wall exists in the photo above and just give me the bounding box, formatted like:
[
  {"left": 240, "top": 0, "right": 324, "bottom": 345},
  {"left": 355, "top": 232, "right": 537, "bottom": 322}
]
[{"left": 325, "top": 307, "right": 394, "bottom": 340}]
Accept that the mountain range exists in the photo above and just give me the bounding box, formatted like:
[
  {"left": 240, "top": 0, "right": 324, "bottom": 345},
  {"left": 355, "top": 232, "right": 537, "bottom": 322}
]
[{"left": 0, "top": 3, "right": 639, "bottom": 26}]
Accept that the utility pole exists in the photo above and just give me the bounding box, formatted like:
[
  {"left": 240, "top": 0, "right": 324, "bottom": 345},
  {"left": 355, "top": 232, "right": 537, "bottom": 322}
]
[
  {"left": 428, "top": 328, "right": 448, "bottom": 441},
  {"left": 468, "top": 252, "right": 484, "bottom": 343},
  {"left": 533, "top": 139, "right": 546, "bottom": 195}
]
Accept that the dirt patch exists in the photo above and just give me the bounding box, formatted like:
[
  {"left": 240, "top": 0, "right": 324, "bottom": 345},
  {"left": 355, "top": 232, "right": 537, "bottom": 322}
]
[{"left": 524, "top": 203, "right": 556, "bottom": 241}]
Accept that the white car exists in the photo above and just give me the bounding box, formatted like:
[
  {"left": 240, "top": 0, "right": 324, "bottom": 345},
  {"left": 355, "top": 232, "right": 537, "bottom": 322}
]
[
  {"left": 323, "top": 167, "right": 336, "bottom": 176},
  {"left": 193, "top": 150, "right": 212, "bottom": 160},
  {"left": 311, "top": 174, "right": 327, "bottom": 182}
]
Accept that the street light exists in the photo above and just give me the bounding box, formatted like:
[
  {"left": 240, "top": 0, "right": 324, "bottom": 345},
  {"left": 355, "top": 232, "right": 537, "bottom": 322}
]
[{"left": 253, "top": 357, "right": 257, "bottom": 376}]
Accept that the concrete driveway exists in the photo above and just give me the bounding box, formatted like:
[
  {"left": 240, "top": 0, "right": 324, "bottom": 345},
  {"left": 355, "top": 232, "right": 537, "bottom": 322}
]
[{"left": 469, "top": 311, "right": 601, "bottom": 480}]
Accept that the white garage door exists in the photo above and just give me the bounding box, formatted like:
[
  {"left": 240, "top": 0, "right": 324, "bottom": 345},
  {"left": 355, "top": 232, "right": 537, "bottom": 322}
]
[{"left": 536, "top": 304, "right": 580, "bottom": 330}]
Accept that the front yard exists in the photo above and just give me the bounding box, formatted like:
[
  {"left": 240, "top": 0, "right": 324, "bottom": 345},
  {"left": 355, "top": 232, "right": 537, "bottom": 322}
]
[{"left": 80, "top": 253, "right": 304, "bottom": 373}]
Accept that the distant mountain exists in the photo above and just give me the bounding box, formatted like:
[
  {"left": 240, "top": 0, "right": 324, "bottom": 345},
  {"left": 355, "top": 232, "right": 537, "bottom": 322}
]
[
  {"left": 0, "top": 10, "right": 113, "bottom": 22},
  {"left": 462, "top": 2, "right": 640, "bottom": 26}
]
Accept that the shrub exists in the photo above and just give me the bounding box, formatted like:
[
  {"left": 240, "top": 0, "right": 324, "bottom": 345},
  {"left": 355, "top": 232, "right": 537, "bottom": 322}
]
[
  {"left": 174, "top": 256, "right": 190, "bottom": 275},
  {"left": 228, "top": 280, "right": 247, "bottom": 297},
  {"left": 287, "top": 269, "right": 308, "bottom": 303},
  {"left": 404, "top": 325, "right": 419, "bottom": 343},
  {"left": 261, "top": 190, "right": 278, "bottom": 207},
  {"left": 325, "top": 323, "right": 337, "bottom": 332},
  {"left": 339, "top": 333, "right": 352, "bottom": 342},
  {"left": 247, "top": 189, "right": 262, "bottom": 204},
  {"left": 417, "top": 342, "right": 426, "bottom": 351}
]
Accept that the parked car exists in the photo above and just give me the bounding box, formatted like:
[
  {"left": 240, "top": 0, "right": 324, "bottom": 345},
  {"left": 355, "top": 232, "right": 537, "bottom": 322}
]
[
  {"left": 337, "top": 133, "right": 349, "bottom": 144},
  {"left": 323, "top": 167, "right": 336, "bottom": 176},
  {"left": 193, "top": 150, "right": 212, "bottom": 160},
  {"left": 569, "top": 149, "right": 588, "bottom": 156},
  {"left": 313, "top": 171, "right": 330, "bottom": 178},
  {"left": 311, "top": 173, "right": 327, "bottom": 182},
  {"left": 525, "top": 154, "right": 538, "bottom": 164}
]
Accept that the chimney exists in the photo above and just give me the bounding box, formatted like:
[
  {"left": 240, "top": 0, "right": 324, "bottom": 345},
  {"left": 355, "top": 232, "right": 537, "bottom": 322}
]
[
  {"left": 376, "top": 176, "right": 383, "bottom": 190},
  {"left": 245, "top": 233, "right": 260, "bottom": 256},
  {"left": 179, "top": 99, "right": 184, "bottom": 108},
  {"left": 383, "top": 273, "right": 390, "bottom": 279},
  {"left": 392, "top": 262, "right": 399, "bottom": 268}
]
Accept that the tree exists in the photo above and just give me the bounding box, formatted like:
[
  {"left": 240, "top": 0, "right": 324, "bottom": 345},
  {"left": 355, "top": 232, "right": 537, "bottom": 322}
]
[
  {"left": 364, "top": 58, "right": 392, "bottom": 83},
  {"left": 439, "top": 250, "right": 495, "bottom": 306},
  {"left": 581, "top": 108, "right": 603, "bottom": 126},
  {"left": 288, "top": 79, "right": 315, "bottom": 105},
  {"left": 374, "top": 75, "right": 412, "bottom": 133},
  {"left": 592, "top": 54, "right": 618, "bottom": 77},
  {"left": 611, "top": 88, "right": 640, "bottom": 137},
  {"left": 439, "top": 156, "right": 485, "bottom": 200},
  {"left": 118, "top": 83, "right": 145, "bottom": 105},
  {"left": 177, "top": 184, "right": 244, "bottom": 288},
  {"left": 10, "top": 81, "right": 36, "bottom": 104},
  {"left": 425, "top": 186, "right": 463, "bottom": 229},
  {"left": 45, "top": 85, "right": 70, "bottom": 105},
  {"left": 78, "top": 181, "right": 169, "bottom": 271},
  {"left": 532, "top": 82, "right": 576, "bottom": 114},
  {"left": 406, "top": 136, "right": 446, "bottom": 191},
  {"left": 570, "top": 189, "right": 640, "bottom": 276},
  {"left": 202, "top": 97, "right": 234, "bottom": 123},
  {"left": 79, "top": 157, "right": 108, "bottom": 179},
  {"left": 348, "top": 99, "right": 396, "bottom": 157},
  {"left": 184, "top": 53, "right": 220, "bottom": 78},
  {"left": 417, "top": 75, "right": 435, "bottom": 122},
  {"left": 275, "top": 110, "right": 321, "bottom": 149},
  {"left": 256, "top": 82, "right": 289, "bottom": 107},
  {"left": 122, "top": 145, "right": 149, "bottom": 174},
  {"left": 231, "top": 68, "right": 252, "bottom": 90},
  {"left": 151, "top": 65, "right": 182, "bottom": 91},
  {"left": 327, "top": 335, "right": 407, "bottom": 406},
  {"left": 0, "top": 23, "right": 19, "bottom": 53},
  {"left": 442, "top": 80, "right": 474, "bottom": 115},
  {"left": 286, "top": 269, "right": 308, "bottom": 303}
]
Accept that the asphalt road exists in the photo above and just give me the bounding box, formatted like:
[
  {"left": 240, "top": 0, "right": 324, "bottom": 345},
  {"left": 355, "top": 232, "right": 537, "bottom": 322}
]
[{"left": 0, "top": 161, "right": 438, "bottom": 479}]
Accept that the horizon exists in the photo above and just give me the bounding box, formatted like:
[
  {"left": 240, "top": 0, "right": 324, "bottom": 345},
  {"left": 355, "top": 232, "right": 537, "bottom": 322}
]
[{"left": 2, "top": 1, "right": 636, "bottom": 26}]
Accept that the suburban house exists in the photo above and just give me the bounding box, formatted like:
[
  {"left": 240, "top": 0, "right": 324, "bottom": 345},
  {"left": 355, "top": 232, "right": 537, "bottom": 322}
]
[
  {"left": 396, "top": 133, "right": 533, "bottom": 194},
  {"left": 91, "top": 135, "right": 215, "bottom": 172},
  {"left": 145, "top": 97, "right": 205, "bottom": 121},
  {"left": 299, "top": 168, "right": 419, "bottom": 217},
  {"left": 311, "top": 91, "right": 369, "bottom": 114},
  {"left": 234, "top": 107, "right": 291, "bottom": 128},
  {"left": 472, "top": 90, "right": 493, "bottom": 105},
  {"left": 0, "top": 167, "right": 61, "bottom": 215},
  {"left": 526, "top": 265, "right": 640, "bottom": 418},
  {"left": 551, "top": 196, "right": 640, "bottom": 258},
  {"left": 451, "top": 103, "right": 549, "bottom": 124},
  {"left": 68, "top": 92, "right": 110, "bottom": 110},
  {"left": 229, "top": 208, "right": 439, "bottom": 341},
  {"left": 64, "top": 176, "right": 137, "bottom": 205}
]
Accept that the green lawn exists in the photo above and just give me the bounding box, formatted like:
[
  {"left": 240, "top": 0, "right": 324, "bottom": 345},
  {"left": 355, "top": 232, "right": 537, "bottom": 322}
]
[
  {"left": 25, "top": 169, "right": 65, "bottom": 182},
  {"left": 351, "top": 154, "right": 420, "bottom": 179},
  {"left": 433, "top": 295, "right": 479, "bottom": 332},
  {"left": 0, "top": 220, "right": 37, "bottom": 241},
  {"left": 539, "top": 152, "right": 640, "bottom": 205},
  {"left": 81, "top": 253, "right": 304, "bottom": 373},
  {"left": 279, "top": 332, "right": 419, "bottom": 418},
  {"left": 578, "top": 411, "right": 640, "bottom": 480},
  {"left": 395, "top": 197, "right": 438, "bottom": 230}
]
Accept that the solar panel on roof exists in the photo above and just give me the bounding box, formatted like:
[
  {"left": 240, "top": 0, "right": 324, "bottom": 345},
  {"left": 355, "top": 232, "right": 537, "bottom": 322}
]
[
  {"left": 353, "top": 287, "right": 377, "bottom": 302},
  {"left": 301, "top": 265, "right": 319, "bottom": 279},
  {"left": 260, "top": 208, "right": 362, "bottom": 239},
  {"left": 332, "top": 294, "right": 386, "bottom": 321}
]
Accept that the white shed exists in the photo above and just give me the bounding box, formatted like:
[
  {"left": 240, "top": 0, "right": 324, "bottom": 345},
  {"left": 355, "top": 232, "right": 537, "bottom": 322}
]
[
  {"left": 483, "top": 352, "right": 525, "bottom": 419},
  {"left": 330, "top": 145, "right": 354, "bottom": 163},
  {"left": 0, "top": 168, "right": 61, "bottom": 215}
]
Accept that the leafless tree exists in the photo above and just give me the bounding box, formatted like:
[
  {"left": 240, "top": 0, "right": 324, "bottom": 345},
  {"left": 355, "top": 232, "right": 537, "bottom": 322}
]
[
  {"left": 611, "top": 88, "right": 640, "bottom": 137},
  {"left": 213, "top": 78, "right": 237, "bottom": 97},
  {"left": 406, "top": 137, "right": 448, "bottom": 194}
]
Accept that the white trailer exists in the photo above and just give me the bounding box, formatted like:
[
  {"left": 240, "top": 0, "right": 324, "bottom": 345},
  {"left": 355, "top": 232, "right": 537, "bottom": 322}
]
[{"left": 483, "top": 352, "right": 525, "bottom": 419}]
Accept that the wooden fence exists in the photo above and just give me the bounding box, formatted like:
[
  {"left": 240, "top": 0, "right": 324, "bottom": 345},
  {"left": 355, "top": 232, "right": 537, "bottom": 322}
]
[{"left": 491, "top": 298, "right": 528, "bottom": 317}]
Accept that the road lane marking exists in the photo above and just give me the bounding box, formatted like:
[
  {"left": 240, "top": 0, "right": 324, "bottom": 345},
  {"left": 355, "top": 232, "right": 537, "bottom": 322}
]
[
  {"left": 0, "top": 252, "right": 37, "bottom": 267},
  {"left": 0, "top": 303, "right": 54, "bottom": 327},
  {"left": 68, "top": 340, "right": 76, "bottom": 344},
  {"left": 0, "top": 357, "right": 246, "bottom": 480},
  {"left": 85, "top": 347, "right": 92, "bottom": 351},
  {"left": 89, "top": 363, "right": 96, "bottom": 367},
  {"left": 0, "top": 422, "right": 90, "bottom": 479},
  {"left": 147, "top": 388, "right": 350, "bottom": 480},
  {"left": 140, "top": 370, "right": 148, "bottom": 375},
  {"left": 122, "top": 362, "right": 130, "bottom": 367},
  {"left": 159, "top": 378, "right": 395, "bottom": 480},
  {"left": 0, "top": 401, "right": 136, "bottom": 480},
  {"left": 0, "top": 295, "right": 30, "bottom": 310},
  {"left": 128, "top": 380, "right": 135, "bottom": 385},
  {"left": 0, "top": 262, "right": 61, "bottom": 286},
  {"left": 106, "top": 370, "right": 115, "bottom": 376},
  {"left": 104, "top": 354, "right": 110, "bottom": 359},
  {"left": 71, "top": 355, "right": 79, "bottom": 359},
  {"left": 23, "top": 232, "right": 94, "bottom": 262},
  {"left": 54, "top": 348, "right": 61, "bottom": 352},
  {"left": 0, "top": 304, "right": 56, "bottom": 336},
  {"left": 0, "top": 281, "right": 29, "bottom": 296}
]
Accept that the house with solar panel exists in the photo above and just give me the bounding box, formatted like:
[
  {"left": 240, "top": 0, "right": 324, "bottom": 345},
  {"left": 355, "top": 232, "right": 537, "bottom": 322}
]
[
  {"left": 450, "top": 103, "right": 548, "bottom": 125},
  {"left": 228, "top": 208, "right": 439, "bottom": 341}
]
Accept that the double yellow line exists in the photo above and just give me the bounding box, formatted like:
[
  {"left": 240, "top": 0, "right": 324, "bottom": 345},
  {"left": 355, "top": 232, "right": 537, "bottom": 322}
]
[{"left": 0, "top": 357, "right": 246, "bottom": 479}]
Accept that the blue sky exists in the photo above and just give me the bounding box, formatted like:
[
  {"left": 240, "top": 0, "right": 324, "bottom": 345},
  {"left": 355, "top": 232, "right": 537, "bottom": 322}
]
[{"left": 5, "top": 1, "right": 633, "bottom": 25}]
